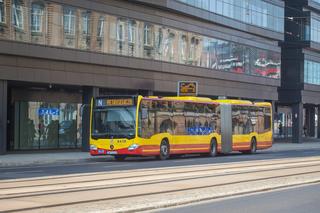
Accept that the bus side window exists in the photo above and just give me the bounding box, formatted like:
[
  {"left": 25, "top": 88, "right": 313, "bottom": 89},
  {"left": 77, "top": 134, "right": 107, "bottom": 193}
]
[
  {"left": 232, "top": 106, "right": 241, "bottom": 134},
  {"left": 207, "top": 104, "right": 218, "bottom": 134},
  {"left": 139, "top": 99, "right": 155, "bottom": 139},
  {"left": 264, "top": 107, "right": 271, "bottom": 132},
  {"left": 157, "top": 100, "right": 173, "bottom": 134},
  {"left": 184, "top": 102, "right": 196, "bottom": 135},
  {"left": 257, "top": 107, "right": 265, "bottom": 133},
  {"left": 173, "top": 101, "right": 185, "bottom": 135},
  {"left": 250, "top": 107, "right": 258, "bottom": 133}
]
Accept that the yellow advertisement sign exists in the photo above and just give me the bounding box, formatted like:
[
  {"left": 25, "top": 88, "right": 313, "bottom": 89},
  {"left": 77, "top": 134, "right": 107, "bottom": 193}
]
[{"left": 178, "top": 81, "right": 198, "bottom": 96}]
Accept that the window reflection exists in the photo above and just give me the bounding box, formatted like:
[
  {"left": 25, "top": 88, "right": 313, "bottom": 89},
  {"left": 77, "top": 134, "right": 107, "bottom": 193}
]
[
  {"left": 0, "top": 0, "right": 5, "bottom": 24},
  {"left": 63, "top": 7, "right": 75, "bottom": 35},
  {"left": 305, "top": 60, "right": 320, "bottom": 85},
  {"left": 178, "top": 0, "right": 284, "bottom": 33},
  {"left": 0, "top": 2, "right": 281, "bottom": 79},
  {"left": 31, "top": 3, "right": 44, "bottom": 33},
  {"left": 12, "top": 0, "right": 23, "bottom": 29}
]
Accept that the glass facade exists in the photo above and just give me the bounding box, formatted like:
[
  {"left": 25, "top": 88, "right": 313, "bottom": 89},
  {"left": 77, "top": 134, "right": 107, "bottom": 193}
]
[
  {"left": 13, "top": 101, "right": 82, "bottom": 150},
  {"left": 0, "top": 1, "right": 281, "bottom": 79},
  {"left": 311, "top": 18, "right": 320, "bottom": 43},
  {"left": 177, "top": 0, "right": 284, "bottom": 33},
  {"left": 304, "top": 60, "right": 320, "bottom": 85}
]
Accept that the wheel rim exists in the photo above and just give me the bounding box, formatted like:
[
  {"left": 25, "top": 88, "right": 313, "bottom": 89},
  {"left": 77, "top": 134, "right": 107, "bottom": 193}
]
[{"left": 161, "top": 144, "right": 168, "bottom": 156}]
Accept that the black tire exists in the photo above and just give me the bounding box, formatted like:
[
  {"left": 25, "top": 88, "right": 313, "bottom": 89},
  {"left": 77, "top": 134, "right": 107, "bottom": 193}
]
[
  {"left": 209, "top": 138, "right": 217, "bottom": 157},
  {"left": 249, "top": 137, "right": 257, "bottom": 154},
  {"left": 159, "top": 139, "right": 170, "bottom": 160},
  {"left": 242, "top": 137, "right": 257, "bottom": 154},
  {"left": 114, "top": 155, "right": 126, "bottom": 161}
]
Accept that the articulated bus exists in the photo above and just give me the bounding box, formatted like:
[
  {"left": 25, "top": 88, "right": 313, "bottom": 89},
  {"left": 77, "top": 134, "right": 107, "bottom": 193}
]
[{"left": 90, "top": 95, "right": 272, "bottom": 160}]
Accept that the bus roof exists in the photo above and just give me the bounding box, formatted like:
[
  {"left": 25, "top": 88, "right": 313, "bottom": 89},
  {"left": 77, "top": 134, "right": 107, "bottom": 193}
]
[
  {"left": 147, "top": 96, "right": 213, "bottom": 103},
  {"left": 213, "top": 99, "right": 253, "bottom": 105}
]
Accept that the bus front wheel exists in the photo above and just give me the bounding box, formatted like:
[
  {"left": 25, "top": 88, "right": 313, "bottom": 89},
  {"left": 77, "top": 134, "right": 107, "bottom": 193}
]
[{"left": 159, "top": 139, "right": 170, "bottom": 160}]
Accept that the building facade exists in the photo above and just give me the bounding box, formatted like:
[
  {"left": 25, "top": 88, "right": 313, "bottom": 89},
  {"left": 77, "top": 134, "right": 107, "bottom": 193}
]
[
  {"left": 0, "top": 0, "right": 284, "bottom": 154},
  {"left": 279, "top": 0, "right": 320, "bottom": 143}
]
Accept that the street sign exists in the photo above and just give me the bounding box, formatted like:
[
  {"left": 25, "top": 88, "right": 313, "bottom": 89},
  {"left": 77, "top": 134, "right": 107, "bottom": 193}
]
[
  {"left": 177, "top": 81, "right": 198, "bottom": 96},
  {"left": 38, "top": 108, "right": 60, "bottom": 116}
]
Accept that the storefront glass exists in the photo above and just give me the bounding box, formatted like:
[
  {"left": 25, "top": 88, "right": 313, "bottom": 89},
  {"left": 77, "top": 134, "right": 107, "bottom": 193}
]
[{"left": 14, "top": 101, "right": 82, "bottom": 150}]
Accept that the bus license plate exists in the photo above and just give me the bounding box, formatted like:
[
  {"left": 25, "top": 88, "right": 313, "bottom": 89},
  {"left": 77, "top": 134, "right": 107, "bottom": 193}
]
[{"left": 107, "top": 151, "right": 118, "bottom": 155}]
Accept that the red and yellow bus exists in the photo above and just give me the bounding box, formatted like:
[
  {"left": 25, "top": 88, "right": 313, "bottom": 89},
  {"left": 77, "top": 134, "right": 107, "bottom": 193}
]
[{"left": 90, "top": 95, "right": 272, "bottom": 160}]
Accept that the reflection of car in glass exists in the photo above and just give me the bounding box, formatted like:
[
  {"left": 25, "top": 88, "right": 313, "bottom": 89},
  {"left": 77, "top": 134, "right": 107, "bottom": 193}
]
[{"left": 59, "top": 120, "right": 77, "bottom": 142}]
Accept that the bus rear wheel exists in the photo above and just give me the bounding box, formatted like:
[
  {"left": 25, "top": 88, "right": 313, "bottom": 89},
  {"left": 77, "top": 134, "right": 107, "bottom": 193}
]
[
  {"left": 242, "top": 138, "right": 257, "bottom": 154},
  {"left": 114, "top": 155, "right": 126, "bottom": 161},
  {"left": 209, "top": 138, "right": 217, "bottom": 157},
  {"left": 158, "top": 139, "right": 170, "bottom": 160}
]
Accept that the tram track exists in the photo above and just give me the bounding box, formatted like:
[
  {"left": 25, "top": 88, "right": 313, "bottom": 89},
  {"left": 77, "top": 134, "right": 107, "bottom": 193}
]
[
  {"left": 0, "top": 158, "right": 320, "bottom": 199},
  {"left": 2, "top": 168, "right": 320, "bottom": 212},
  {"left": 1, "top": 156, "right": 320, "bottom": 188}
]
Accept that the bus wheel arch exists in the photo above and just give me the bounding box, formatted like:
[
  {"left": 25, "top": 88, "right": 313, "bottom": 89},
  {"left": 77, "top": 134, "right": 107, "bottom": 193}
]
[
  {"left": 158, "top": 138, "right": 170, "bottom": 160},
  {"left": 209, "top": 137, "right": 217, "bottom": 157}
]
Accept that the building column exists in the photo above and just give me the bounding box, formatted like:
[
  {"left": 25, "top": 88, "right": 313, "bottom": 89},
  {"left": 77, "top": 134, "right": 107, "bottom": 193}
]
[
  {"left": 82, "top": 87, "right": 99, "bottom": 152},
  {"left": 292, "top": 103, "right": 303, "bottom": 143},
  {"left": 318, "top": 105, "right": 320, "bottom": 139},
  {"left": 306, "top": 106, "right": 316, "bottom": 137},
  {"left": 0, "top": 80, "right": 7, "bottom": 155}
]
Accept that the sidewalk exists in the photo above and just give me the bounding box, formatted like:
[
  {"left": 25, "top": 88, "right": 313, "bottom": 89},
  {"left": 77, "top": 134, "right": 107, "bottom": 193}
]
[
  {"left": 0, "top": 151, "right": 104, "bottom": 168},
  {"left": 1, "top": 141, "right": 320, "bottom": 168}
]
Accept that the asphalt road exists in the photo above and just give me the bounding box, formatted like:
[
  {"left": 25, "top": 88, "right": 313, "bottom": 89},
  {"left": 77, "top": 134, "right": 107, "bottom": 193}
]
[
  {"left": 1, "top": 146, "right": 320, "bottom": 180},
  {"left": 157, "top": 183, "right": 320, "bottom": 213}
]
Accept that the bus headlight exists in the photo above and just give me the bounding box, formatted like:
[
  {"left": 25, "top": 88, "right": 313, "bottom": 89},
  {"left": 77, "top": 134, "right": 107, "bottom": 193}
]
[
  {"left": 128, "top": 144, "right": 139, "bottom": 151},
  {"left": 90, "top": 145, "right": 98, "bottom": 151}
]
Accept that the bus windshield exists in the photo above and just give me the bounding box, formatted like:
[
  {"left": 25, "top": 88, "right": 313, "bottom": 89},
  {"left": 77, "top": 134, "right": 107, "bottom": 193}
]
[{"left": 92, "top": 106, "right": 136, "bottom": 139}]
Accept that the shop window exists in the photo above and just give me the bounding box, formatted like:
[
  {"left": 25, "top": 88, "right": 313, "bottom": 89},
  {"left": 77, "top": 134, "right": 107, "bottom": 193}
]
[
  {"left": 31, "top": 3, "right": 44, "bottom": 33},
  {"left": 14, "top": 101, "right": 82, "bottom": 150},
  {"left": 12, "top": 0, "right": 24, "bottom": 30},
  {"left": 63, "top": 7, "right": 75, "bottom": 36},
  {"left": 0, "top": 0, "right": 5, "bottom": 24}
]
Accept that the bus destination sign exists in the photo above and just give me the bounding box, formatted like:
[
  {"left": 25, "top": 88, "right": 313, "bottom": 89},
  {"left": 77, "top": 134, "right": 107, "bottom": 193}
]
[
  {"left": 96, "top": 98, "right": 134, "bottom": 107},
  {"left": 106, "top": 98, "right": 133, "bottom": 106},
  {"left": 178, "top": 81, "right": 198, "bottom": 96}
]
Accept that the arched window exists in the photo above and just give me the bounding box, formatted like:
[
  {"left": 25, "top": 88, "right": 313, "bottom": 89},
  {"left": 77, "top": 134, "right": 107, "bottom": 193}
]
[
  {"left": 63, "top": 7, "right": 75, "bottom": 35},
  {"left": 12, "top": 0, "right": 24, "bottom": 29},
  {"left": 0, "top": 0, "right": 5, "bottom": 24},
  {"left": 31, "top": 2, "right": 44, "bottom": 33}
]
